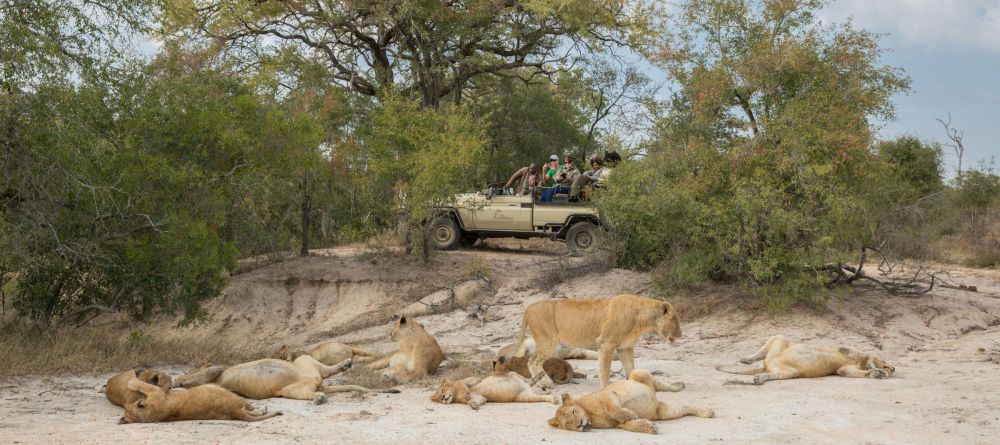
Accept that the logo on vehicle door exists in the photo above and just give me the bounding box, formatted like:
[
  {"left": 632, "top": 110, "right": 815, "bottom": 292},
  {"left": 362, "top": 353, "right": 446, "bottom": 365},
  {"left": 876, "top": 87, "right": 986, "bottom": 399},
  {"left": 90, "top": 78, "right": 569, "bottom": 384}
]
[{"left": 493, "top": 210, "right": 514, "bottom": 220}]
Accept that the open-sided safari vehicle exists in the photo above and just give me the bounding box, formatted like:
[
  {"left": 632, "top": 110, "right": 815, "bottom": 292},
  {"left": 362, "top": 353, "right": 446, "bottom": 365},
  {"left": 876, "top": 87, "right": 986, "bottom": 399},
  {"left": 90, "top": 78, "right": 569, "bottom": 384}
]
[{"left": 428, "top": 185, "right": 603, "bottom": 253}]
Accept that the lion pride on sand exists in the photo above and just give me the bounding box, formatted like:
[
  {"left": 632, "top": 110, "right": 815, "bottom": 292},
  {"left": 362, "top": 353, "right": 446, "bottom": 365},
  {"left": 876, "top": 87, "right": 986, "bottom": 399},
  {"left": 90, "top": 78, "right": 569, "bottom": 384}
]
[{"left": 100, "top": 293, "right": 893, "bottom": 435}]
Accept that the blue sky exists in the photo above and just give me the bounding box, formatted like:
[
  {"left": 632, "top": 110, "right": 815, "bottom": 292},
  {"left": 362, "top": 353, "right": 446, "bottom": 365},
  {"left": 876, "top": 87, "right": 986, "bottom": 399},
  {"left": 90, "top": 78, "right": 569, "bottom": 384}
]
[{"left": 820, "top": 0, "right": 1000, "bottom": 176}]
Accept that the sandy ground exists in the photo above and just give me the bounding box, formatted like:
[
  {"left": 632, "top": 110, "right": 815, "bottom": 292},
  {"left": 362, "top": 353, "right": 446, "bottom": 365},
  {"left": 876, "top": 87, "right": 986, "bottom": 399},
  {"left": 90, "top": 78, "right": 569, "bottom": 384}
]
[{"left": 2, "top": 243, "right": 999, "bottom": 444}]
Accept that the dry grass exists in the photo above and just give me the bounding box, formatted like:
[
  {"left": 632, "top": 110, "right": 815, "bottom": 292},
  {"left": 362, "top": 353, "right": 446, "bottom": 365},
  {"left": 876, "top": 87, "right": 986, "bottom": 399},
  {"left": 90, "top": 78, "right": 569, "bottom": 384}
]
[{"left": 0, "top": 321, "right": 263, "bottom": 377}]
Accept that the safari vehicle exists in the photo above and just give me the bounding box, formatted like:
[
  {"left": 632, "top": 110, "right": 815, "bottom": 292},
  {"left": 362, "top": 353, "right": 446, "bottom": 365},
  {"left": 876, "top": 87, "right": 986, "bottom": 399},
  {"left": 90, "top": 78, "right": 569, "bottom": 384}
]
[{"left": 428, "top": 185, "right": 603, "bottom": 253}]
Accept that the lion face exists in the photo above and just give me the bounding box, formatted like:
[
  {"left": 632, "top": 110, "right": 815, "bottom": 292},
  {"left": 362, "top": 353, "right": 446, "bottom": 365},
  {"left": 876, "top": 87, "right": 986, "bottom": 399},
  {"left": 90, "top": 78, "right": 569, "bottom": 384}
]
[
  {"left": 272, "top": 345, "right": 292, "bottom": 361},
  {"left": 548, "top": 394, "right": 591, "bottom": 432},
  {"left": 136, "top": 369, "right": 172, "bottom": 391},
  {"left": 657, "top": 303, "right": 682, "bottom": 343},
  {"left": 119, "top": 380, "right": 169, "bottom": 424},
  {"left": 430, "top": 378, "right": 456, "bottom": 404}
]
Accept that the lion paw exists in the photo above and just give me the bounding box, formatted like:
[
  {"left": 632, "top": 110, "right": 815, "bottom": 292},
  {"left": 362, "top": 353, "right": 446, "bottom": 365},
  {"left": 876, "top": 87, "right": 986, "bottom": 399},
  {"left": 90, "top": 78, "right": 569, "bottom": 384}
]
[
  {"left": 313, "top": 394, "right": 328, "bottom": 405},
  {"left": 631, "top": 419, "right": 657, "bottom": 434},
  {"left": 549, "top": 396, "right": 561, "bottom": 405},
  {"left": 340, "top": 358, "right": 353, "bottom": 371},
  {"left": 699, "top": 408, "right": 715, "bottom": 418},
  {"left": 870, "top": 368, "right": 888, "bottom": 379},
  {"left": 753, "top": 374, "right": 765, "bottom": 385}
]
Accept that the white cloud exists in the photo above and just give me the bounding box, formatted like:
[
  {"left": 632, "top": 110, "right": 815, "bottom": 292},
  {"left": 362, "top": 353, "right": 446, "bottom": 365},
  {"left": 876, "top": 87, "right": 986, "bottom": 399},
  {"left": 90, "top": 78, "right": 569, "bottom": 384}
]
[{"left": 821, "top": 0, "right": 1000, "bottom": 51}]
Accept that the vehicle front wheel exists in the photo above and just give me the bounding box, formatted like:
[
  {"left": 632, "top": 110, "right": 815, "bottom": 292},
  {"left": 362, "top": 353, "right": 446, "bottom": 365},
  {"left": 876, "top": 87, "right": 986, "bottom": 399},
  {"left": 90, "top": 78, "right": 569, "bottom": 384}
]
[
  {"left": 565, "top": 221, "right": 601, "bottom": 254},
  {"left": 428, "top": 217, "right": 462, "bottom": 250}
]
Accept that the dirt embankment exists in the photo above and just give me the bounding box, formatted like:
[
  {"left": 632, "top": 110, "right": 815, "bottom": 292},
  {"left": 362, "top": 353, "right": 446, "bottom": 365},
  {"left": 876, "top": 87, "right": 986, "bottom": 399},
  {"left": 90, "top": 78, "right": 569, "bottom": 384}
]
[{"left": 2, "top": 243, "right": 999, "bottom": 444}]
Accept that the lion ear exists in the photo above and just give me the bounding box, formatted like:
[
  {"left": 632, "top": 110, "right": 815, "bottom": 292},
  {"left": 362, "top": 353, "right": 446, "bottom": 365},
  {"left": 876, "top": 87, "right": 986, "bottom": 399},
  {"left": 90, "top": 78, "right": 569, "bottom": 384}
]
[
  {"left": 663, "top": 302, "right": 675, "bottom": 317},
  {"left": 134, "top": 368, "right": 145, "bottom": 378},
  {"left": 560, "top": 393, "right": 574, "bottom": 405},
  {"left": 548, "top": 417, "right": 559, "bottom": 427}
]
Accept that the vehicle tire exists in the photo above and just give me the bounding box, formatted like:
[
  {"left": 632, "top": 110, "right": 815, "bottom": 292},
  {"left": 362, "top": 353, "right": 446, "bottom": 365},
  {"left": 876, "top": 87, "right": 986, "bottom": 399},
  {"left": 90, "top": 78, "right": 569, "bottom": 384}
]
[
  {"left": 428, "top": 217, "right": 462, "bottom": 250},
  {"left": 565, "top": 221, "right": 601, "bottom": 254}
]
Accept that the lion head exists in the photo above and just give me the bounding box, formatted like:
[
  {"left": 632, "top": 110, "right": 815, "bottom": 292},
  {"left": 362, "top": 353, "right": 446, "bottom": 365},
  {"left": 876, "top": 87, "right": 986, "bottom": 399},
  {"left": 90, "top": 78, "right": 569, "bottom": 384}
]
[
  {"left": 430, "top": 377, "right": 457, "bottom": 404},
  {"left": 657, "top": 302, "right": 681, "bottom": 343},
  {"left": 547, "top": 393, "right": 591, "bottom": 432},
  {"left": 389, "top": 315, "right": 424, "bottom": 341},
  {"left": 119, "top": 379, "right": 169, "bottom": 424},
  {"left": 135, "top": 368, "right": 172, "bottom": 391}
]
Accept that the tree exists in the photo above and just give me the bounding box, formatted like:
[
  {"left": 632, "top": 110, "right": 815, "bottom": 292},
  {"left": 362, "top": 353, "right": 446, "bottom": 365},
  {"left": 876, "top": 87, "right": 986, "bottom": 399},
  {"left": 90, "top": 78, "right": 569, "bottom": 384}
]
[
  {"left": 163, "top": 0, "right": 657, "bottom": 107},
  {"left": 596, "top": 0, "right": 910, "bottom": 309},
  {"left": 877, "top": 136, "right": 944, "bottom": 197},
  {"left": 936, "top": 112, "right": 965, "bottom": 177}
]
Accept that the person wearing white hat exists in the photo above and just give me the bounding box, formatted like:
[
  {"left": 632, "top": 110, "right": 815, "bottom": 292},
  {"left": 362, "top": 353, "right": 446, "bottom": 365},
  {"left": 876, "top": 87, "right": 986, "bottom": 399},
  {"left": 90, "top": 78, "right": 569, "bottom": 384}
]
[{"left": 542, "top": 155, "right": 560, "bottom": 187}]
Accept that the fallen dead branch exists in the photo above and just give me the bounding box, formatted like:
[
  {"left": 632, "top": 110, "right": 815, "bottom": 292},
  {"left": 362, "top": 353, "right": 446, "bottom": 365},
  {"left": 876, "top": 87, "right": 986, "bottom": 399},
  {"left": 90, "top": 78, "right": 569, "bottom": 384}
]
[{"left": 824, "top": 247, "right": 958, "bottom": 296}]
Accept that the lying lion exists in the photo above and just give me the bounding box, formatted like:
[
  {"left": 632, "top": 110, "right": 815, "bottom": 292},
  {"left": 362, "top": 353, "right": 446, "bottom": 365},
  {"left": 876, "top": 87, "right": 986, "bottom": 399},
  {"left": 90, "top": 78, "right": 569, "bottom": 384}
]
[
  {"left": 512, "top": 294, "right": 681, "bottom": 388},
  {"left": 492, "top": 355, "right": 584, "bottom": 385},
  {"left": 120, "top": 379, "right": 280, "bottom": 424},
  {"left": 716, "top": 335, "right": 896, "bottom": 384},
  {"left": 366, "top": 316, "right": 444, "bottom": 383},
  {"left": 104, "top": 368, "right": 172, "bottom": 407},
  {"left": 548, "top": 369, "right": 710, "bottom": 434},
  {"left": 173, "top": 355, "right": 389, "bottom": 404},
  {"left": 431, "top": 372, "right": 559, "bottom": 410},
  {"left": 273, "top": 341, "right": 377, "bottom": 365},
  {"left": 498, "top": 337, "right": 599, "bottom": 361}
]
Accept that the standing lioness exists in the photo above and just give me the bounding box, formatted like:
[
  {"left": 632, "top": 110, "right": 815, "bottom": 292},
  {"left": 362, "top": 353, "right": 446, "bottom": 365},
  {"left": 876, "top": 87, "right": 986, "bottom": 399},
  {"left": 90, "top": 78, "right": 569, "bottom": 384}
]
[
  {"left": 717, "top": 335, "right": 896, "bottom": 384},
  {"left": 512, "top": 294, "right": 681, "bottom": 388}
]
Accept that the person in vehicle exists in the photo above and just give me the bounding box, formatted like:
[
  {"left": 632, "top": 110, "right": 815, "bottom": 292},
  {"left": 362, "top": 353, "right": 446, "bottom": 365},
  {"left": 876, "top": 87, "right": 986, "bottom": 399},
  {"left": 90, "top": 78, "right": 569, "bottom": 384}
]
[
  {"left": 505, "top": 162, "right": 542, "bottom": 195},
  {"left": 540, "top": 156, "right": 580, "bottom": 202},
  {"left": 570, "top": 156, "right": 611, "bottom": 201},
  {"left": 542, "top": 154, "right": 560, "bottom": 187}
]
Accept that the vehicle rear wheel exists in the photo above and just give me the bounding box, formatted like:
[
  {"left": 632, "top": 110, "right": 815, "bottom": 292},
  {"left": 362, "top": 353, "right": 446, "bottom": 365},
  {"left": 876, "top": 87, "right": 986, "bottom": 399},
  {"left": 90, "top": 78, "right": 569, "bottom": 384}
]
[
  {"left": 429, "top": 217, "right": 462, "bottom": 250},
  {"left": 565, "top": 221, "right": 601, "bottom": 254}
]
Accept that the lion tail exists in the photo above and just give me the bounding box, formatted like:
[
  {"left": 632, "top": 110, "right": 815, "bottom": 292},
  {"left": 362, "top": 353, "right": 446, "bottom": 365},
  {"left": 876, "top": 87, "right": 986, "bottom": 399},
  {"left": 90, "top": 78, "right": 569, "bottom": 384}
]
[
  {"left": 715, "top": 364, "right": 764, "bottom": 375},
  {"left": 512, "top": 311, "right": 531, "bottom": 358}
]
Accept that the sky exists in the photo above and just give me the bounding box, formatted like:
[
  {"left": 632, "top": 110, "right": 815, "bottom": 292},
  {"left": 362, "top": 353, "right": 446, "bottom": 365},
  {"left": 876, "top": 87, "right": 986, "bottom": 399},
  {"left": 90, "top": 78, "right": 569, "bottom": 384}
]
[{"left": 820, "top": 0, "right": 1000, "bottom": 176}]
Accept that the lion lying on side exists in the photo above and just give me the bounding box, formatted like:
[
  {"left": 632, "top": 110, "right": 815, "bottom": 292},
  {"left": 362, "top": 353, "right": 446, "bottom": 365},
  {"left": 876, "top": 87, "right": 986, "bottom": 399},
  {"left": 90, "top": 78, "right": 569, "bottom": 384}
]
[
  {"left": 716, "top": 335, "right": 896, "bottom": 384},
  {"left": 366, "top": 316, "right": 444, "bottom": 383},
  {"left": 548, "top": 369, "right": 711, "bottom": 434},
  {"left": 498, "top": 338, "right": 599, "bottom": 361},
  {"left": 120, "top": 380, "right": 280, "bottom": 424},
  {"left": 272, "top": 341, "right": 378, "bottom": 365},
  {"left": 431, "top": 372, "right": 559, "bottom": 410},
  {"left": 513, "top": 294, "right": 682, "bottom": 388},
  {"left": 173, "top": 355, "right": 388, "bottom": 404},
  {"left": 104, "top": 368, "right": 172, "bottom": 407},
  {"left": 492, "top": 355, "right": 584, "bottom": 385}
]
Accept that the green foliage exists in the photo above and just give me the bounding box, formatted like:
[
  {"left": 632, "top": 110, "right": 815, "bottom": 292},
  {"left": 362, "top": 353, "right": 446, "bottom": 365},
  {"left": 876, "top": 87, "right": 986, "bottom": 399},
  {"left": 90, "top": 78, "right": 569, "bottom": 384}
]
[
  {"left": 164, "top": 0, "right": 658, "bottom": 106},
  {"left": 877, "top": 136, "right": 944, "bottom": 197},
  {"left": 474, "top": 80, "right": 586, "bottom": 183},
  {"left": 597, "top": 0, "right": 910, "bottom": 308},
  {"left": 365, "top": 93, "right": 487, "bottom": 223}
]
